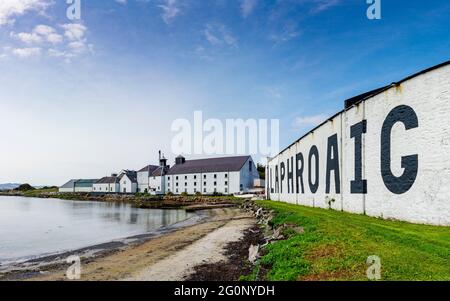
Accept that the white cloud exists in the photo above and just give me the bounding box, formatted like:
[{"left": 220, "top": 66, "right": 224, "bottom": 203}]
[
  {"left": 204, "top": 24, "right": 237, "bottom": 48},
  {"left": 240, "top": 0, "right": 257, "bottom": 18},
  {"left": 292, "top": 115, "right": 328, "bottom": 130},
  {"left": 0, "top": 0, "right": 49, "bottom": 26},
  {"left": 11, "top": 47, "right": 41, "bottom": 58},
  {"left": 115, "top": 0, "right": 127, "bottom": 4},
  {"left": 311, "top": 0, "right": 340, "bottom": 13},
  {"left": 158, "top": 0, "right": 180, "bottom": 24},
  {"left": 61, "top": 23, "right": 87, "bottom": 41},
  {"left": 11, "top": 24, "right": 62, "bottom": 44}
]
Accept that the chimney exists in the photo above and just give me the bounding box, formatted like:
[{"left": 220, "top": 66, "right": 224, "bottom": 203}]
[
  {"left": 160, "top": 152, "right": 167, "bottom": 167},
  {"left": 175, "top": 155, "right": 186, "bottom": 165}
]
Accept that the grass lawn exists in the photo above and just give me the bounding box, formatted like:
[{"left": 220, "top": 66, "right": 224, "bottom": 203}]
[{"left": 251, "top": 201, "right": 450, "bottom": 281}]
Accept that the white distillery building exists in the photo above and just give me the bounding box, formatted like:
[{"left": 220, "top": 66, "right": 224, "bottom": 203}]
[
  {"left": 137, "top": 153, "right": 170, "bottom": 195},
  {"left": 164, "top": 155, "right": 259, "bottom": 195},
  {"left": 60, "top": 179, "right": 98, "bottom": 193},
  {"left": 93, "top": 170, "right": 137, "bottom": 194},
  {"left": 61, "top": 153, "right": 260, "bottom": 196}
]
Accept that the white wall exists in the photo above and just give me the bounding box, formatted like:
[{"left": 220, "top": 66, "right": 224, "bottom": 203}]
[
  {"left": 267, "top": 63, "right": 450, "bottom": 226},
  {"left": 165, "top": 171, "right": 241, "bottom": 195},
  {"left": 137, "top": 171, "right": 149, "bottom": 192},
  {"left": 119, "top": 175, "right": 137, "bottom": 193}
]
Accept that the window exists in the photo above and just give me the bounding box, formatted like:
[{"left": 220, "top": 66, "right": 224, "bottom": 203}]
[
  {"left": 203, "top": 188, "right": 206, "bottom": 193},
  {"left": 194, "top": 175, "right": 197, "bottom": 179},
  {"left": 225, "top": 188, "right": 228, "bottom": 193},
  {"left": 194, "top": 182, "right": 197, "bottom": 186},
  {"left": 158, "top": 186, "right": 160, "bottom": 190},
  {"left": 225, "top": 181, "right": 228, "bottom": 185},
  {"left": 214, "top": 174, "right": 217, "bottom": 179},
  {"left": 123, "top": 180, "right": 126, "bottom": 184},
  {"left": 203, "top": 175, "right": 206, "bottom": 179},
  {"left": 225, "top": 174, "right": 228, "bottom": 178},
  {"left": 185, "top": 189, "right": 187, "bottom": 193},
  {"left": 240, "top": 184, "right": 243, "bottom": 191},
  {"left": 168, "top": 177, "right": 170, "bottom": 180},
  {"left": 176, "top": 183, "right": 179, "bottom": 187},
  {"left": 168, "top": 183, "right": 170, "bottom": 187},
  {"left": 185, "top": 182, "right": 187, "bottom": 186},
  {"left": 176, "top": 189, "right": 178, "bottom": 193},
  {"left": 94, "top": 187, "right": 96, "bottom": 191},
  {"left": 176, "top": 176, "right": 179, "bottom": 180},
  {"left": 110, "top": 187, "right": 113, "bottom": 192},
  {"left": 185, "top": 176, "right": 187, "bottom": 180},
  {"left": 249, "top": 161, "right": 253, "bottom": 172},
  {"left": 214, "top": 188, "right": 217, "bottom": 193},
  {"left": 214, "top": 182, "right": 217, "bottom": 186},
  {"left": 194, "top": 188, "right": 197, "bottom": 193},
  {"left": 204, "top": 182, "right": 206, "bottom": 186}
]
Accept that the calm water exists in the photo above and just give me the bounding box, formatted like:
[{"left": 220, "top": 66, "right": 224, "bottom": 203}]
[{"left": 0, "top": 196, "right": 194, "bottom": 264}]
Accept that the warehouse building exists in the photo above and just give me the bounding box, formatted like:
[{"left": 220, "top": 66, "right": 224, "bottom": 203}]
[{"left": 59, "top": 179, "right": 98, "bottom": 193}]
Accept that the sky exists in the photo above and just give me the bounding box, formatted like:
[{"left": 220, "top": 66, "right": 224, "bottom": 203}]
[{"left": 1, "top": 0, "right": 450, "bottom": 186}]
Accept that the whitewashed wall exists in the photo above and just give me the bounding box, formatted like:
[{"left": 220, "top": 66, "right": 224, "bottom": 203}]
[{"left": 267, "top": 63, "right": 450, "bottom": 226}]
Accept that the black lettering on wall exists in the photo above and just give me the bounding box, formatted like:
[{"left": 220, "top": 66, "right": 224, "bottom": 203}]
[
  {"left": 280, "top": 162, "right": 286, "bottom": 194},
  {"left": 326, "top": 134, "right": 341, "bottom": 194},
  {"left": 350, "top": 120, "right": 368, "bottom": 194},
  {"left": 269, "top": 167, "right": 273, "bottom": 194},
  {"left": 381, "top": 105, "right": 419, "bottom": 194},
  {"left": 287, "top": 157, "right": 294, "bottom": 193},
  {"left": 308, "top": 146, "right": 319, "bottom": 193},
  {"left": 296, "top": 152, "right": 305, "bottom": 194},
  {"left": 275, "top": 165, "right": 279, "bottom": 193}
]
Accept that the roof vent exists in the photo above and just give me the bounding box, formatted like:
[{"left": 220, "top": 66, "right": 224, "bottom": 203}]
[{"left": 175, "top": 155, "right": 186, "bottom": 165}]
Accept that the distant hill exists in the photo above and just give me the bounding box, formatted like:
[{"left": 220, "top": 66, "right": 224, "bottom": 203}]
[{"left": 0, "top": 183, "right": 21, "bottom": 191}]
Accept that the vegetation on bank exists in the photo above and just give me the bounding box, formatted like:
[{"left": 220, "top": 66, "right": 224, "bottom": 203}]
[
  {"left": 247, "top": 201, "right": 450, "bottom": 281},
  {"left": 0, "top": 187, "right": 245, "bottom": 209}
]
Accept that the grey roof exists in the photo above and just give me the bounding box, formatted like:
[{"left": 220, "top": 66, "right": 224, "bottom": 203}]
[
  {"left": 95, "top": 177, "right": 118, "bottom": 184},
  {"left": 60, "top": 179, "right": 77, "bottom": 189},
  {"left": 166, "top": 156, "right": 250, "bottom": 175},
  {"left": 75, "top": 179, "right": 98, "bottom": 188},
  {"left": 138, "top": 165, "right": 160, "bottom": 173},
  {"left": 151, "top": 166, "right": 170, "bottom": 177},
  {"left": 119, "top": 170, "right": 137, "bottom": 183}
]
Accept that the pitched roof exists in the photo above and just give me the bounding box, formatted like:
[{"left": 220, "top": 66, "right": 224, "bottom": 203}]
[
  {"left": 118, "top": 170, "right": 137, "bottom": 183},
  {"left": 95, "top": 177, "right": 118, "bottom": 184},
  {"left": 151, "top": 166, "right": 170, "bottom": 177},
  {"left": 166, "top": 156, "right": 251, "bottom": 175},
  {"left": 60, "top": 179, "right": 77, "bottom": 189},
  {"left": 138, "top": 165, "right": 160, "bottom": 173}
]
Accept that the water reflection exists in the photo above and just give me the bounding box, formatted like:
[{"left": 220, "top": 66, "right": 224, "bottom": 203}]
[{"left": 0, "top": 196, "right": 194, "bottom": 263}]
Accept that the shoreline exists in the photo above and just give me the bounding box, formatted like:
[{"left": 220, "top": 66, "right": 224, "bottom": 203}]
[{"left": 0, "top": 207, "right": 257, "bottom": 281}]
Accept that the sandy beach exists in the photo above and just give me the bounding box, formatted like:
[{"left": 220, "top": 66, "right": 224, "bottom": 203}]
[{"left": 1, "top": 207, "right": 256, "bottom": 281}]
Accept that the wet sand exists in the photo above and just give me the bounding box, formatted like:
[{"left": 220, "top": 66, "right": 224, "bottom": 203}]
[{"left": 4, "top": 208, "right": 255, "bottom": 281}]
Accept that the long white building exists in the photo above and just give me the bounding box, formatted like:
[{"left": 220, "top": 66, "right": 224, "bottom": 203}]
[
  {"left": 164, "top": 155, "right": 259, "bottom": 195},
  {"left": 61, "top": 152, "right": 260, "bottom": 195}
]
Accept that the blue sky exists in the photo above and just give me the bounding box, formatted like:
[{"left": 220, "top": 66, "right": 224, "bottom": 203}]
[{"left": 1, "top": 0, "right": 450, "bottom": 185}]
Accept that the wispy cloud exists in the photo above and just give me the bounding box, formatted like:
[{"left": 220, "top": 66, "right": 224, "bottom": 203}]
[
  {"left": 204, "top": 23, "right": 237, "bottom": 48},
  {"left": 292, "top": 114, "right": 328, "bottom": 130},
  {"left": 310, "top": 0, "right": 341, "bottom": 14},
  {"left": 240, "top": 0, "right": 258, "bottom": 18},
  {"left": 158, "top": 0, "right": 181, "bottom": 24}
]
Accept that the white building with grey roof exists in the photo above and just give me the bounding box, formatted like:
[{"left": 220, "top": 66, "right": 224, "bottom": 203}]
[{"left": 164, "top": 155, "right": 259, "bottom": 195}]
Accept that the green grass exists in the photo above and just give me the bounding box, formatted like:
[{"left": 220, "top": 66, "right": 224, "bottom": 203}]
[
  {"left": 22, "top": 187, "right": 58, "bottom": 197},
  {"left": 252, "top": 201, "right": 450, "bottom": 281}
]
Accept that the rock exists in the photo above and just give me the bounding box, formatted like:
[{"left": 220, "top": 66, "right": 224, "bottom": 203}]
[{"left": 248, "top": 244, "right": 260, "bottom": 264}]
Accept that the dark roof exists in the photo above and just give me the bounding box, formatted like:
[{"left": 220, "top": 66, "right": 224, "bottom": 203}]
[
  {"left": 166, "top": 156, "right": 251, "bottom": 175},
  {"left": 60, "top": 179, "right": 77, "bottom": 189},
  {"left": 95, "top": 177, "right": 118, "bottom": 184},
  {"left": 119, "top": 170, "right": 137, "bottom": 183},
  {"left": 151, "top": 166, "right": 170, "bottom": 177},
  {"left": 138, "top": 165, "right": 160, "bottom": 173},
  {"left": 269, "top": 60, "right": 450, "bottom": 161}
]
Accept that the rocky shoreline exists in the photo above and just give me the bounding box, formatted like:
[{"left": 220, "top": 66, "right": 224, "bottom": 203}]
[{"left": 0, "top": 191, "right": 245, "bottom": 210}]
